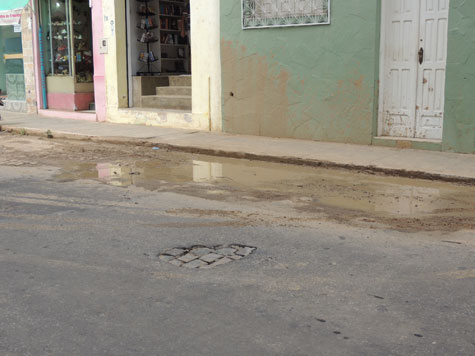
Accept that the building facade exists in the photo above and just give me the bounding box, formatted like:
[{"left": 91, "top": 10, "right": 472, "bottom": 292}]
[
  {"left": 3, "top": 1, "right": 474, "bottom": 154},
  {"left": 100, "top": 0, "right": 222, "bottom": 131},
  {"left": 221, "top": 0, "right": 475, "bottom": 154}
]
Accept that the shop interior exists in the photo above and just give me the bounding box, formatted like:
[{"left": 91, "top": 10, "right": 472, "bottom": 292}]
[{"left": 127, "top": 0, "right": 192, "bottom": 111}]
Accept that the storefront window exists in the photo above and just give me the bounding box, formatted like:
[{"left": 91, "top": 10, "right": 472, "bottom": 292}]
[
  {"left": 40, "top": 0, "right": 93, "bottom": 82},
  {"left": 72, "top": 0, "right": 93, "bottom": 83},
  {"left": 47, "top": 0, "right": 71, "bottom": 75},
  {"left": 39, "top": 0, "right": 95, "bottom": 111}
]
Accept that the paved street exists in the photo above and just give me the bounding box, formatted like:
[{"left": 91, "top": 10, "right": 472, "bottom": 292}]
[{"left": 0, "top": 134, "right": 474, "bottom": 356}]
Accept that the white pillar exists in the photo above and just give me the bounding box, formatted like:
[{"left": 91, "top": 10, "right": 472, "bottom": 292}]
[{"left": 191, "top": 0, "right": 222, "bottom": 131}]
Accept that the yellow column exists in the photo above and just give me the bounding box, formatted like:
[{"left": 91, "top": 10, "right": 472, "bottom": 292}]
[{"left": 103, "top": 0, "right": 128, "bottom": 116}]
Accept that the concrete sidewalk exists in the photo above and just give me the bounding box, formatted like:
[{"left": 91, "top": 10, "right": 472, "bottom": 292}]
[{"left": 1, "top": 111, "right": 475, "bottom": 183}]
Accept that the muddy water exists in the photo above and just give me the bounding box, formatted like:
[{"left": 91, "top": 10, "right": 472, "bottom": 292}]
[
  {"left": 54, "top": 152, "right": 475, "bottom": 231},
  {"left": 1, "top": 135, "right": 473, "bottom": 231}
]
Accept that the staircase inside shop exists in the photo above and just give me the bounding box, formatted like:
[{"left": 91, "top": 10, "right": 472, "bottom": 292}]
[{"left": 140, "top": 75, "right": 191, "bottom": 111}]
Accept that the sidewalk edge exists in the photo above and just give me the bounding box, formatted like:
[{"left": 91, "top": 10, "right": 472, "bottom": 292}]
[{"left": 2, "top": 125, "right": 474, "bottom": 185}]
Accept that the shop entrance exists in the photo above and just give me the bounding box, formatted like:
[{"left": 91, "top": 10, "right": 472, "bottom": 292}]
[
  {"left": 126, "top": 0, "right": 191, "bottom": 111},
  {"left": 39, "top": 0, "right": 95, "bottom": 112}
]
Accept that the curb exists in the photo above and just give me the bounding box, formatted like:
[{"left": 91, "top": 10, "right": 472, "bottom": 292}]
[{"left": 2, "top": 125, "right": 475, "bottom": 185}]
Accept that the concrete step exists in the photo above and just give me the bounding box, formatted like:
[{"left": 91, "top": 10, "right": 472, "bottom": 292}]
[
  {"left": 141, "top": 95, "right": 191, "bottom": 111},
  {"left": 168, "top": 75, "right": 191, "bottom": 87},
  {"left": 156, "top": 86, "right": 191, "bottom": 96}
]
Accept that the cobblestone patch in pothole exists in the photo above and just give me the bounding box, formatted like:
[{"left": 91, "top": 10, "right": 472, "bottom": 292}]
[{"left": 158, "top": 244, "right": 256, "bottom": 269}]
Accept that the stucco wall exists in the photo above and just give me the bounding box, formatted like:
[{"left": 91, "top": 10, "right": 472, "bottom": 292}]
[
  {"left": 191, "top": 0, "right": 222, "bottom": 131},
  {"left": 21, "top": 4, "right": 37, "bottom": 114},
  {"left": 103, "top": 0, "right": 128, "bottom": 115},
  {"left": 443, "top": 0, "right": 475, "bottom": 154},
  {"left": 221, "top": 1, "right": 475, "bottom": 154},
  {"left": 220, "top": 1, "right": 379, "bottom": 144}
]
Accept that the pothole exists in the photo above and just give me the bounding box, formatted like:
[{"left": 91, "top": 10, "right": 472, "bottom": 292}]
[{"left": 158, "top": 244, "right": 256, "bottom": 269}]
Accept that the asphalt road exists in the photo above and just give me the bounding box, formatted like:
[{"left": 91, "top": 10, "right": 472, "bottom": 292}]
[{"left": 0, "top": 136, "right": 474, "bottom": 356}]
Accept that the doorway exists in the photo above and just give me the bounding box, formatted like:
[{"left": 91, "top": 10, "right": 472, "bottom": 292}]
[
  {"left": 126, "top": 0, "right": 191, "bottom": 111},
  {"left": 0, "top": 24, "right": 26, "bottom": 112},
  {"left": 379, "top": 0, "right": 450, "bottom": 140}
]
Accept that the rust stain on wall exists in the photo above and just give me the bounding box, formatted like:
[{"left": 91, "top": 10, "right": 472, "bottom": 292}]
[
  {"left": 221, "top": 40, "right": 373, "bottom": 144},
  {"left": 353, "top": 76, "right": 364, "bottom": 88},
  {"left": 221, "top": 40, "right": 291, "bottom": 137}
]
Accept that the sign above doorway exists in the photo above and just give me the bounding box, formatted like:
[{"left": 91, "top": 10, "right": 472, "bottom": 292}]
[{"left": 0, "top": 0, "right": 29, "bottom": 26}]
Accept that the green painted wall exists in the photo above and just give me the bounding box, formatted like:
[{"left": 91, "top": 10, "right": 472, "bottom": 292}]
[
  {"left": 221, "top": 1, "right": 379, "bottom": 145},
  {"left": 443, "top": 0, "right": 475, "bottom": 153},
  {"left": 221, "top": 1, "right": 475, "bottom": 154}
]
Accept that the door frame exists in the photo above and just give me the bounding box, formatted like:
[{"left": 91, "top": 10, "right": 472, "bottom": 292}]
[
  {"left": 378, "top": 0, "right": 393, "bottom": 138},
  {"left": 377, "top": 0, "right": 388, "bottom": 137},
  {"left": 377, "top": 0, "right": 449, "bottom": 140},
  {"left": 377, "top": 0, "right": 421, "bottom": 139}
]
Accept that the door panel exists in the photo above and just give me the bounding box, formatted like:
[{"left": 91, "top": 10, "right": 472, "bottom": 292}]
[
  {"left": 381, "top": 0, "right": 420, "bottom": 137},
  {"left": 415, "top": 0, "right": 449, "bottom": 139}
]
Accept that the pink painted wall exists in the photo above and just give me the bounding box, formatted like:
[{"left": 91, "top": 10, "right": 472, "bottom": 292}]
[
  {"left": 75, "top": 92, "right": 95, "bottom": 111},
  {"left": 47, "top": 92, "right": 95, "bottom": 111},
  {"left": 91, "top": 0, "right": 106, "bottom": 121},
  {"left": 46, "top": 93, "right": 74, "bottom": 111}
]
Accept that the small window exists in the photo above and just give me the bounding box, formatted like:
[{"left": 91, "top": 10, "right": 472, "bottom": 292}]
[{"left": 242, "top": 0, "right": 330, "bottom": 29}]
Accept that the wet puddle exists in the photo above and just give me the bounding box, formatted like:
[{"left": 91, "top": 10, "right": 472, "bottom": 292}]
[
  {"left": 3, "top": 134, "right": 473, "bottom": 231},
  {"left": 54, "top": 153, "right": 475, "bottom": 226}
]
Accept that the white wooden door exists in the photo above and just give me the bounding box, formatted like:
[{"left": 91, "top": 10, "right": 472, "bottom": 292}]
[
  {"left": 381, "top": 0, "right": 420, "bottom": 138},
  {"left": 415, "top": 0, "right": 449, "bottom": 139},
  {"left": 380, "top": 0, "right": 450, "bottom": 140}
]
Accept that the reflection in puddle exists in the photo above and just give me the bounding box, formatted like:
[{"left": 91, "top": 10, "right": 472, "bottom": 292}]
[
  {"left": 192, "top": 161, "right": 224, "bottom": 182},
  {"left": 96, "top": 163, "right": 144, "bottom": 186},
  {"left": 55, "top": 154, "right": 475, "bottom": 220},
  {"left": 95, "top": 160, "right": 225, "bottom": 186}
]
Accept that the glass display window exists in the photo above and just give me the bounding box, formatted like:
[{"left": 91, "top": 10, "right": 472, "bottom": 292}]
[
  {"left": 72, "top": 0, "right": 93, "bottom": 83},
  {"left": 41, "top": 0, "right": 93, "bottom": 82},
  {"left": 47, "top": 0, "right": 71, "bottom": 76}
]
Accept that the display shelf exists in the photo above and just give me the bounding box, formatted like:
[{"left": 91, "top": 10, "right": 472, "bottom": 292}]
[
  {"left": 136, "top": 0, "right": 160, "bottom": 75},
  {"left": 160, "top": 14, "right": 188, "bottom": 18},
  {"left": 137, "top": 25, "right": 159, "bottom": 30},
  {"left": 47, "top": 0, "right": 71, "bottom": 76},
  {"left": 139, "top": 57, "right": 160, "bottom": 63},
  {"left": 134, "top": 0, "right": 190, "bottom": 76},
  {"left": 137, "top": 11, "right": 156, "bottom": 16},
  {"left": 136, "top": 71, "right": 161, "bottom": 76},
  {"left": 157, "top": 0, "right": 190, "bottom": 74},
  {"left": 72, "top": 0, "right": 94, "bottom": 84},
  {"left": 137, "top": 38, "right": 158, "bottom": 43}
]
